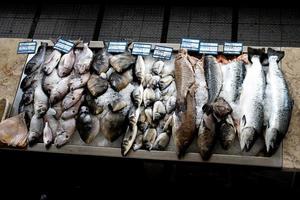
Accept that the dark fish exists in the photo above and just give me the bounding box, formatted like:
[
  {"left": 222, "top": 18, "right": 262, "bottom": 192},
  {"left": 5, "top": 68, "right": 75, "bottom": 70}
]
[
  {"left": 108, "top": 99, "right": 127, "bottom": 112},
  {"left": 218, "top": 114, "right": 236, "bottom": 150},
  {"left": 24, "top": 42, "right": 47, "bottom": 75},
  {"left": 92, "top": 48, "right": 111, "bottom": 74},
  {"left": 70, "top": 72, "right": 90, "bottom": 91},
  {"left": 85, "top": 92, "right": 103, "bottom": 115},
  {"left": 87, "top": 74, "right": 108, "bottom": 97},
  {"left": 109, "top": 70, "right": 133, "bottom": 92},
  {"left": 20, "top": 71, "right": 39, "bottom": 90},
  {"left": 21, "top": 87, "right": 34, "bottom": 106},
  {"left": 110, "top": 52, "right": 135, "bottom": 73},
  {"left": 28, "top": 114, "right": 44, "bottom": 146}
]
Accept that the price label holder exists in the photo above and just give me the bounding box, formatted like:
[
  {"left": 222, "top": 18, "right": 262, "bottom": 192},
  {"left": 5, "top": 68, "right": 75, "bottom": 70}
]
[
  {"left": 53, "top": 38, "right": 75, "bottom": 54},
  {"left": 199, "top": 42, "right": 218, "bottom": 55},
  {"left": 180, "top": 38, "right": 200, "bottom": 51},
  {"left": 223, "top": 42, "right": 243, "bottom": 55},
  {"left": 107, "top": 41, "right": 127, "bottom": 53},
  {"left": 17, "top": 41, "right": 37, "bottom": 54},
  {"left": 132, "top": 43, "right": 152, "bottom": 56},
  {"left": 153, "top": 46, "right": 173, "bottom": 60}
]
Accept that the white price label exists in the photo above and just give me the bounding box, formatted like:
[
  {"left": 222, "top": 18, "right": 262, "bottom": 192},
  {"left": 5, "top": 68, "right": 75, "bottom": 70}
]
[
  {"left": 199, "top": 42, "right": 218, "bottom": 55},
  {"left": 181, "top": 38, "right": 200, "bottom": 51},
  {"left": 223, "top": 42, "right": 243, "bottom": 54},
  {"left": 17, "top": 42, "right": 37, "bottom": 54},
  {"left": 54, "top": 38, "right": 75, "bottom": 53},
  {"left": 132, "top": 43, "right": 151, "bottom": 56},
  {"left": 153, "top": 46, "right": 173, "bottom": 60},
  {"left": 108, "top": 42, "right": 127, "bottom": 53}
]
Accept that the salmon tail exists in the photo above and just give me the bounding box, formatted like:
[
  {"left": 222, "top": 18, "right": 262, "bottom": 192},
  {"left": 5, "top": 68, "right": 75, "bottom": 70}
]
[
  {"left": 216, "top": 54, "right": 229, "bottom": 64},
  {"left": 247, "top": 47, "right": 265, "bottom": 63},
  {"left": 267, "top": 48, "right": 285, "bottom": 62}
]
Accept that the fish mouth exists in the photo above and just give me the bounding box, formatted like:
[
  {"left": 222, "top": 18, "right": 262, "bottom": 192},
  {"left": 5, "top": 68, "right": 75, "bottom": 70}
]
[
  {"left": 265, "top": 128, "right": 282, "bottom": 155},
  {"left": 239, "top": 127, "right": 256, "bottom": 151},
  {"left": 28, "top": 135, "right": 39, "bottom": 146}
]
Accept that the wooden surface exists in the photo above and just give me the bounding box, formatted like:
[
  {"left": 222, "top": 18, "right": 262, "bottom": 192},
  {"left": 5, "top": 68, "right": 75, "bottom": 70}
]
[{"left": 282, "top": 48, "right": 300, "bottom": 171}]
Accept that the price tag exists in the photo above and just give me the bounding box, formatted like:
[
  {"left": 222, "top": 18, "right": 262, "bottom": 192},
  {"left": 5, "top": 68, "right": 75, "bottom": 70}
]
[
  {"left": 180, "top": 38, "right": 200, "bottom": 51},
  {"left": 153, "top": 46, "right": 173, "bottom": 60},
  {"left": 107, "top": 42, "right": 127, "bottom": 53},
  {"left": 223, "top": 42, "right": 243, "bottom": 55},
  {"left": 199, "top": 42, "right": 218, "bottom": 55},
  {"left": 132, "top": 43, "right": 151, "bottom": 56},
  {"left": 17, "top": 42, "right": 37, "bottom": 54},
  {"left": 53, "top": 38, "right": 75, "bottom": 53}
]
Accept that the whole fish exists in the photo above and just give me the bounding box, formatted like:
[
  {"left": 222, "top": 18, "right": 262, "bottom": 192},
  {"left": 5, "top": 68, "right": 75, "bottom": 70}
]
[
  {"left": 24, "top": 42, "right": 47, "bottom": 75},
  {"left": 110, "top": 52, "right": 135, "bottom": 73},
  {"left": 74, "top": 43, "right": 93, "bottom": 74},
  {"left": 92, "top": 48, "right": 112, "bottom": 74},
  {"left": 135, "top": 55, "right": 145, "bottom": 83},
  {"left": 49, "top": 75, "right": 70, "bottom": 104},
  {"left": 152, "top": 60, "right": 164, "bottom": 75},
  {"left": 239, "top": 48, "right": 265, "bottom": 151},
  {"left": 87, "top": 74, "right": 108, "bottom": 97},
  {"left": 54, "top": 118, "right": 76, "bottom": 148},
  {"left": 34, "top": 81, "right": 48, "bottom": 117},
  {"left": 143, "top": 128, "right": 157, "bottom": 150},
  {"left": 204, "top": 55, "right": 223, "bottom": 104},
  {"left": 42, "top": 50, "right": 61, "bottom": 75},
  {"left": 152, "top": 101, "right": 166, "bottom": 121},
  {"left": 153, "top": 132, "right": 170, "bottom": 150},
  {"left": 109, "top": 70, "right": 133, "bottom": 92},
  {"left": 264, "top": 48, "right": 293, "bottom": 154},
  {"left": 62, "top": 88, "right": 84, "bottom": 110},
  {"left": 43, "top": 121, "right": 53, "bottom": 148},
  {"left": 121, "top": 124, "right": 137, "bottom": 156},
  {"left": 42, "top": 68, "right": 61, "bottom": 95},
  {"left": 70, "top": 72, "right": 90, "bottom": 90},
  {"left": 143, "top": 88, "right": 155, "bottom": 107},
  {"left": 28, "top": 114, "right": 44, "bottom": 146},
  {"left": 131, "top": 85, "right": 144, "bottom": 107},
  {"left": 58, "top": 50, "right": 75, "bottom": 77}
]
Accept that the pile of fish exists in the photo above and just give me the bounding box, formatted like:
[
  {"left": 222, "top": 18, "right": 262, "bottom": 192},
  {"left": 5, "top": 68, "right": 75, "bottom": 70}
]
[{"left": 16, "top": 42, "right": 293, "bottom": 160}]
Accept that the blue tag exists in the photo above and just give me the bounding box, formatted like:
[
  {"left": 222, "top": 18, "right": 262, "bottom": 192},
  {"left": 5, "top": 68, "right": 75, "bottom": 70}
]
[
  {"left": 53, "top": 38, "right": 75, "bottom": 54},
  {"left": 17, "top": 42, "right": 37, "bottom": 54},
  {"left": 153, "top": 46, "right": 173, "bottom": 60},
  {"left": 132, "top": 43, "right": 152, "bottom": 56},
  {"left": 223, "top": 42, "right": 243, "bottom": 55},
  {"left": 108, "top": 42, "right": 127, "bottom": 53},
  {"left": 180, "top": 38, "right": 200, "bottom": 51},
  {"left": 199, "top": 42, "right": 218, "bottom": 55}
]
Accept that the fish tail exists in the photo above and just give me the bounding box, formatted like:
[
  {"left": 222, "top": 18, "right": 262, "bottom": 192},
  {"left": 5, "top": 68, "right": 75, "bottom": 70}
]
[
  {"left": 247, "top": 47, "right": 265, "bottom": 63},
  {"left": 267, "top": 48, "right": 285, "bottom": 62}
]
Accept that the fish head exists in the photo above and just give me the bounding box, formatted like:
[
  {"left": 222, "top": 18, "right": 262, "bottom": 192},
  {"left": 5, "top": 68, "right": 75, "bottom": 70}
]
[
  {"left": 240, "top": 127, "right": 256, "bottom": 151},
  {"left": 265, "top": 128, "right": 281, "bottom": 154},
  {"left": 28, "top": 132, "right": 40, "bottom": 146},
  {"left": 54, "top": 132, "right": 69, "bottom": 148},
  {"left": 212, "top": 98, "right": 232, "bottom": 119},
  {"left": 219, "top": 121, "right": 236, "bottom": 150}
]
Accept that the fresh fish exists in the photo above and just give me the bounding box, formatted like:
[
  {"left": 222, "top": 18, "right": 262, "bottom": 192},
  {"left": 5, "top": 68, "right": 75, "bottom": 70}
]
[
  {"left": 77, "top": 106, "right": 100, "bottom": 144},
  {"left": 44, "top": 108, "right": 59, "bottom": 137},
  {"left": 133, "top": 131, "right": 143, "bottom": 151},
  {"left": 62, "top": 88, "right": 84, "bottom": 110},
  {"left": 143, "top": 128, "right": 157, "bottom": 150},
  {"left": 42, "top": 50, "right": 61, "bottom": 75},
  {"left": 21, "top": 71, "right": 38, "bottom": 90},
  {"left": 21, "top": 87, "right": 34, "bottom": 106},
  {"left": 52, "top": 101, "right": 63, "bottom": 119},
  {"left": 34, "top": 81, "right": 48, "bottom": 117},
  {"left": 61, "top": 96, "right": 82, "bottom": 120},
  {"left": 152, "top": 60, "right": 164, "bottom": 75},
  {"left": 154, "top": 88, "right": 161, "bottom": 101},
  {"left": 28, "top": 114, "right": 44, "bottom": 146},
  {"left": 70, "top": 72, "right": 90, "bottom": 90},
  {"left": 144, "top": 108, "right": 153, "bottom": 125},
  {"left": 205, "top": 97, "right": 232, "bottom": 122},
  {"left": 110, "top": 52, "right": 135, "bottom": 73},
  {"left": 128, "top": 106, "right": 140, "bottom": 126},
  {"left": 175, "top": 49, "right": 195, "bottom": 107},
  {"left": 49, "top": 75, "right": 70, "bottom": 104},
  {"left": 24, "top": 42, "right": 47, "bottom": 75},
  {"left": 87, "top": 74, "right": 108, "bottom": 97},
  {"left": 54, "top": 118, "right": 76, "bottom": 148},
  {"left": 85, "top": 92, "right": 103, "bottom": 115},
  {"left": 165, "top": 96, "right": 176, "bottom": 114},
  {"left": 161, "top": 81, "right": 176, "bottom": 100},
  {"left": 153, "top": 101, "right": 166, "bottom": 121},
  {"left": 137, "top": 107, "right": 148, "bottom": 132},
  {"left": 42, "top": 68, "right": 61, "bottom": 95},
  {"left": 204, "top": 55, "right": 223, "bottom": 103},
  {"left": 239, "top": 48, "right": 265, "bottom": 151},
  {"left": 264, "top": 48, "right": 293, "bottom": 154},
  {"left": 135, "top": 55, "right": 145, "bottom": 83},
  {"left": 74, "top": 43, "right": 93, "bottom": 74},
  {"left": 0, "top": 113, "right": 28, "bottom": 148},
  {"left": 197, "top": 113, "right": 216, "bottom": 160},
  {"left": 19, "top": 103, "right": 34, "bottom": 127},
  {"left": 153, "top": 132, "right": 170, "bottom": 150},
  {"left": 131, "top": 85, "right": 144, "bottom": 107},
  {"left": 218, "top": 114, "right": 236, "bottom": 150},
  {"left": 147, "top": 75, "right": 160, "bottom": 89},
  {"left": 92, "top": 48, "right": 111, "bottom": 74},
  {"left": 159, "top": 75, "right": 173, "bottom": 90},
  {"left": 109, "top": 70, "right": 133, "bottom": 92},
  {"left": 58, "top": 50, "right": 75, "bottom": 77},
  {"left": 43, "top": 122, "right": 53, "bottom": 148},
  {"left": 121, "top": 124, "right": 137, "bottom": 156},
  {"left": 143, "top": 88, "right": 155, "bottom": 107},
  {"left": 108, "top": 99, "right": 127, "bottom": 112}
]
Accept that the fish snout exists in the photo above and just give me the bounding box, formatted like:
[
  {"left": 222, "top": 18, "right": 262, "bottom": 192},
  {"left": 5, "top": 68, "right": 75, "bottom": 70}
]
[
  {"left": 265, "top": 128, "right": 281, "bottom": 154},
  {"left": 240, "top": 127, "right": 256, "bottom": 151}
]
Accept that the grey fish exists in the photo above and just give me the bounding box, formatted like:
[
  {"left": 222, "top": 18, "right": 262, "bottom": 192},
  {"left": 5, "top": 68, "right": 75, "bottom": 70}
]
[
  {"left": 159, "top": 75, "right": 173, "bottom": 90},
  {"left": 108, "top": 99, "right": 127, "bottom": 112},
  {"left": 49, "top": 75, "right": 70, "bottom": 104},
  {"left": 34, "top": 81, "right": 49, "bottom": 117},
  {"left": 204, "top": 55, "right": 223, "bottom": 103},
  {"left": 21, "top": 71, "right": 39, "bottom": 90},
  {"left": 133, "top": 131, "right": 143, "bottom": 151},
  {"left": 131, "top": 85, "right": 144, "bottom": 107},
  {"left": 161, "top": 81, "right": 176, "bottom": 101},
  {"left": 85, "top": 92, "right": 103, "bottom": 115},
  {"left": 110, "top": 52, "right": 135, "bottom": 73},
  {"left": 44, "top": 108, "right": 59, "bottom": 138},
  {"left": 92, "top": 48, "right": 112, "bottom": 74},
  {"left": 43, "top": 121, "right": 53, "bottom": 148},
  {"left": 143, "top": 88, "right": 155, "bottom": 107},
  {"left": 218, "top": 114, "right": 236, "bottom": 150},
  {"left": 153, "top": 101, "right": 166, "bottom": 122},
  {"left": 28, "top": 114, "right": 44, "bottom": 146},
  {"left": 128, "top": 106, "right": 141, "bottom": 126},
  {"left": 74, "top": 43, "right": 93, "bottom": 74},
  {"left": 152, "top": 60, "right": 164, "bottom": 75},
  {"left": 62, "top": 88, "right": 84, "bottom": 110},
  {"left": 24, "top": 42, "right": 47, "bottom": 75},
  {"left": 143, "top": 128, "right": 157, "bottom": 150},
  {"left": 135, "top": 55, "right": 145, "bottom": 83},
  {"left": 109, "top": 70, "right": 133, "bottom": 92},
  {"left": 264, "top": 48, "right": 293, "bottom": 154},
  {"left": 87, "top": 74, "right": 108, "bottom": 97},
  {"left": 154, "top": 88, "right": 161, "bottom": 101},
  {"left": 52, "top": 101, "right": 63, "bottom": 119},
  {"left": 137, "top": 107, "right": 148, "bottom": 132},
  {"left": 144, "top": 107, "right": 153, "bottom": 126},
  {"left": 165, "top": 96, "right": 176, "bottom": 114},
  {"left": 54, "top": 118, "right": 76, "bottom": 148},
  {"left": 61, "top": 96, "right": 83, "bottom": 120},
  {"left": 153, "top": 132, "right": 170, "bottom": 150},
  {"left": 21, "top": 87, "right": 34, "bottom": 106},
  {"left": 58, "top": 50, "right": 75, "bottom": 77},
  {"left": 70, "top": 72, "right": 90, "bottom": 91},
  {"left": 42, "top": 68, "right": 61, "bottom": 95},
  {"left": 19, "top": 103, "right": 34, "bottom": 127},
  {"left": 42, "top": 50, "right": 61, "bottom": 75},
  {"left": 121, "top": 124, "right": 138, "bottom": 156},
  {"left": 146, "top": 75, "right": 160, "bottom": 89}
]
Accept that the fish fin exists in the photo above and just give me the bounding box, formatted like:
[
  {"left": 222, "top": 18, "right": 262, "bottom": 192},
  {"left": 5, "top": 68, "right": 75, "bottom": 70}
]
[
  {"left": 247, "top": 47, "right": 265, "bottom": 63},
  {"left": 202, "top": 104, "right": 213, "bottom": 114},
  {"left": 242, "top": 115, "right": 246, "bottom": 127},
  {"left": 267, "top": 48, "right": 285, "bottom": 62}
]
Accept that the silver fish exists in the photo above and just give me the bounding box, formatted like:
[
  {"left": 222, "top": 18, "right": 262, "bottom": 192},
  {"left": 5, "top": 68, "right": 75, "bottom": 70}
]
[
  {"left": 152, "top": 60, "right": 164, "bottom": 75},
  {"left": 143, "top": 88, "right": 155, "bottom": 107},
  {"left": 264, "top": 48, "right": 293, "bottom": 154},
  {"left": 43, "top": 122, "right": 53, "bottom": 148},
  {"left": 42, "top": 50, "right": 61, "bottom": 75},
  {"left": 110, "top": 52, "right": 135, "bottom": 73},
  {"left": 92, "top": 48, "right": 112, "bottom": 74},
  {"left": 131, "top": 85, "right": 144, "bottom": 107},
  {"left": 70, "top": 72, "right": 90, "bottom": 90},
  {"left": 147, "top": 75, "right": 160, "bottom": 89},
  {"left": 58, "top": 50, "right": 75, "bottom": 77},
  {"left": 159, "top": 75, "right": 173, "bottom": 90},
  {"left": 74, "top": 43, "right": 93, "bottom": 74},
  {"left": 121, "top": 124, "right": 137, "bottom": 156},
  {"left": 161, "top": 81, "right": 176, "bottom": 101},
  {"left": 28, "top": 114, "right": 44, "bottom": 146},
  {"left": 24, "top": 42, "right": 47, "bottom": 75},
  {"left": 62, "top": 88, "right": 84, "bottom": 110},
  {"left": 135, "top": 55, "right": 145, "bottom": 83},
  {"left": 20, "top": 103, "right": 34, "bottom": 127},
  {"left": 143, "top": 128, "right": 157, "bottom": 150},
  {"left": 54, "top": 117, "right": 76, "bottom": 148},
  {"left": 144, "top": 108, "right": 153, "bottom": 125},
  {"left": 153, "top": 101, "right": 166, "bottom": 122},
  {"left": 154, "top": 88, "right": 161, "bottom": 101},
  {"left": 137, "top": 107, "right": 148, "bottom": 132}
]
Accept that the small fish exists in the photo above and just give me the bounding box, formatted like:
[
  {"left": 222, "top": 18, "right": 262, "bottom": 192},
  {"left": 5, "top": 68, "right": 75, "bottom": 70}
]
[
  {"left": 133, "top": 131, "right": 143, "bottom": 151},
  {"left": 24, "top": 42, "right": 47, "bottom": 75},
  {"left": 159, "top": 75, "right": 173, "bottom": 90},
  {"left": 121, "top": 124, "right": 138, "bottom": 156},
  {"left": 62, "top": 88, "right": 84, "bottom": 110},
  {"left": 110, "top": 52, "right": 135, "bottom": 73},
  {"left": 43, "top": 122, "right": 53, "bottom": 148},
  {"left": 28, "top": 114, "right": 44, "bottom": 146},
  {"left": 128, "top": 106, "right": 141, "bottom": 126},
  {"left": 92, "top": 48, "right": 112, "bottom": 74},
  {"left": 61, "top": 96, "right": 83, "bottom": 120},
  {"left": 131, "top": 85, "right": 144, "bottom": 107},
  {"left": 165, "top": 96, "right": 176, "bottom": 114},
  {"left": 21, "top": 87, "right": 35, "bottom": 106},
  {"left": 153, "top": 132, "right": 170, "bottom": 150},
  {"left": 34, "top": 82, "right": 49, "bottom": 117},
  {"left": 58, "top": 50, "right": 75, "bottom": 77},
  {"left": 143, "top": 128, "right": 157, "bottom": 150},
  {"left": 218, "top": 114, "right": 236, "bottom": 150},
  {"left": 70, "top": 72, "right": 90, "bottom": 90},
  {"left": 135, "top": 55, "right": 145, "bottom": 83},
  {"left": 152, "top": 60, "right": 164, "bottom": 75},
  {"left": 49, "top": 75, "right": 70, "bottom": 104},
  {"left": 42, "top": 68, "right": 61, "bottom": 95},
  {"left": 143, "top": 88, "right": 156, "bottom": 107},
  {"left": 108, "top": 99, "right": 127, "bottom": 112},
  {"left": 74, "top": 43, "right": 93, "bottom": 74},
  {"left": 153, "top": 101, "right": 166, "bottom": 121},
  {"left": 21, "top": 71, "right": 39, "bottom": 90},
  {"left": 109, "top": 70, "right": 133, "bottom": 92},
  {"left": 54, "top": 118, "right": 76, "bottom": 148},
  {"left": 42, "top": 50, "right": 61, "bottom": 75},
  {"left": 87, "top": 74, "right": 108, "bottom": 97}
]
